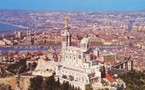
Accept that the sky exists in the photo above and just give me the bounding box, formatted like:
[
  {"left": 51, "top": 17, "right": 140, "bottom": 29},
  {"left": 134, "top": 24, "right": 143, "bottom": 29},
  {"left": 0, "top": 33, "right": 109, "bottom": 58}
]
[{"left": 0, "top": 0, "right": 145, "bottom": 11}]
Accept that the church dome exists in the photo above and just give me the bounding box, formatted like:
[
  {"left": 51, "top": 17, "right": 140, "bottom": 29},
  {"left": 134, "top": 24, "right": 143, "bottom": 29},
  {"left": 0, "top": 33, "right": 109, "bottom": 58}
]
[{"left": 80, "top": 37, "right": 89, "bottom": 44}]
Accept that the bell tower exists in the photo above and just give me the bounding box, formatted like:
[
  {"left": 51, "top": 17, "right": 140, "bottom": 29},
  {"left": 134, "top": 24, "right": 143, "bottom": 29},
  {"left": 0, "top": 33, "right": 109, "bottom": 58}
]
[{"left": 61, "top": 17, "right": 71, "bottom": 48}]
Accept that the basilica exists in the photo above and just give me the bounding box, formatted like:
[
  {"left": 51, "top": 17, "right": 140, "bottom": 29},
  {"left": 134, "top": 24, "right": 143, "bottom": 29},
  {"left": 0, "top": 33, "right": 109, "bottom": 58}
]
[{"left": 33, "top": 17, "right": 126, "bottom": 90}]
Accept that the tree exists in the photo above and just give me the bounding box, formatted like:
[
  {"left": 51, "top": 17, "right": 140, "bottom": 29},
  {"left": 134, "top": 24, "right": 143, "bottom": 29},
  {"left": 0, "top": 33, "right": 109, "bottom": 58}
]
[
  {"left": 119, "top": 70, "right": 145, "bottom": 90},
  {"left": 62, "top": 81, "right": 69, "bottom": 90},
  {"left": 55, "top": 77, "right": 61, "bottom": 90},
  {"left": 7, "top": 59, "right": 27, "bottom": 74},
  {"left": 45, "top": 75, "right": 55, "bottom": 90},
  {"left": 29, "top": 76, "right": 43, "bottom": 90},
  {"left": 45, "top": 74, "right": 62, "bottom": 90}
]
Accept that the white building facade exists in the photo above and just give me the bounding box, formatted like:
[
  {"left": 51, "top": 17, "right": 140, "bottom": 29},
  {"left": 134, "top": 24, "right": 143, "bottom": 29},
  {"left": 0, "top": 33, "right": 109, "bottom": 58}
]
[{"left": 33, "top": 17, "right": 125, "bottom": 90}]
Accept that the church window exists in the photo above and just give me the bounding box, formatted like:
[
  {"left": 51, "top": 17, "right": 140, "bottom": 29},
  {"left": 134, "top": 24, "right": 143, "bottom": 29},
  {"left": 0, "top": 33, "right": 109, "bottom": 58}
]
[
  {"left": 85, "top": 59, "right": 87, "bottom": 62},
  {"left": 74, "top": 57, "right": 76, "bottom": 60},
  {"left": 79, "top": 55, "right": 81, "bottom": 59},
  {"left": 83, "top": 44, "right": 85, "bottom": 47}
]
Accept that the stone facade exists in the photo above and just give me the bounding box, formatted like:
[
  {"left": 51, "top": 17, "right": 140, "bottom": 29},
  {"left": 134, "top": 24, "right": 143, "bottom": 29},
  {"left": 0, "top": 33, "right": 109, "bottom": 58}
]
[{"left": 33, "top": 17, "right": 126, "bottom": 90}]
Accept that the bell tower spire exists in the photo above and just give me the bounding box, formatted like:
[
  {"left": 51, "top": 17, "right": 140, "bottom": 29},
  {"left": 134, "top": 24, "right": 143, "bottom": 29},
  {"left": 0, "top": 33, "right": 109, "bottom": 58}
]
[
  {"left": 64, "top": 16, "right": 69, "bottom": 27},
  {"left": 61, "top": 17, "right": 71, "bottom": 48}
]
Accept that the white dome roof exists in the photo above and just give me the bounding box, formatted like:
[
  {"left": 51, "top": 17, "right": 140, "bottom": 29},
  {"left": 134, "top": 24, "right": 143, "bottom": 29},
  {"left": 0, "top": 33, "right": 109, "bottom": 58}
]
[{"left": 80, "top": 37, "right": 89, "bottom": 44}]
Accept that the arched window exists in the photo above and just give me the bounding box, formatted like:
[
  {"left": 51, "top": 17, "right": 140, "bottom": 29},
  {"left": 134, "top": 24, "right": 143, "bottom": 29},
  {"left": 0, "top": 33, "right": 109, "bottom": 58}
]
[
  {"left": 74, "top": 57, "right": 75, "bottom": 60},
  {"left": 79, "top": 55, "right": 81, "bottom": 59}
]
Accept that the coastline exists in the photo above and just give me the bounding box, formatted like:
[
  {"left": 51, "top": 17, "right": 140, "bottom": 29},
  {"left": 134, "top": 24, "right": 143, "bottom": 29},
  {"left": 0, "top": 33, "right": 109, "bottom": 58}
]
[{"left": 0, "top": 21, "right": 29, "bottom": 29}]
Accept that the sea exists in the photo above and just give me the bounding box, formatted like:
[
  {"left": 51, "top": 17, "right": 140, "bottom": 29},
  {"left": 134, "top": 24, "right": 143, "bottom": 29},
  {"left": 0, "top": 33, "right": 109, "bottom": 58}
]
[{"left": 0, "top": 23, "right": 23, "bottom": 33}]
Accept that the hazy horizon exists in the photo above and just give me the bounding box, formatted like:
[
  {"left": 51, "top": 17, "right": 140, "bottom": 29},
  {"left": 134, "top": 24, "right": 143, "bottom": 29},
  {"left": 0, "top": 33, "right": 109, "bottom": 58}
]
[{"left": 0, "top": 0, "right": 145, "bottom": 11}]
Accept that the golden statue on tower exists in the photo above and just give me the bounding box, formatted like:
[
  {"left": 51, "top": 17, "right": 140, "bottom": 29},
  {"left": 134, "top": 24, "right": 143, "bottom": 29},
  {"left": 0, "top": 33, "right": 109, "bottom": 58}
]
[{"left": 64, "top": 16, "right": 69, "bottom": 26}]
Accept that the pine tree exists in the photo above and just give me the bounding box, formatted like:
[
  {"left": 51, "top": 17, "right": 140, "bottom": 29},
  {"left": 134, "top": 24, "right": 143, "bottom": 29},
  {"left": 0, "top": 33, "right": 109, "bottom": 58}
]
[
  {"left": 45, "top": 75, "right": 55, "bottom": 90},
  {"left": 119, "top": 70, "right": 145, "bottom": 90},
  {"left": 61, "top": 81, "right": 69, "bottom": 90},
  {"left": 29, "top": 76, "right": 43, "bottom": 90},
  {"left": 55, "top": 77, "right": 61, "bottom": 90}
]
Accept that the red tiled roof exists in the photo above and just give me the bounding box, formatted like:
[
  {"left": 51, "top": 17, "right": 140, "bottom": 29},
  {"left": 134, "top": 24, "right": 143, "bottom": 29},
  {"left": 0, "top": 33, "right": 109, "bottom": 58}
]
[
  {"left": 34, "top": 51, "right": 42, "bottom": 55},
  {"left": 53, "top": 53, "right": 58, "bottom": 62},
  {"left": 105, "top": 72, "right": 116, "bottom": 83},
  {"left": 43, "top": 57, "right": 49, "bottom": 61}
]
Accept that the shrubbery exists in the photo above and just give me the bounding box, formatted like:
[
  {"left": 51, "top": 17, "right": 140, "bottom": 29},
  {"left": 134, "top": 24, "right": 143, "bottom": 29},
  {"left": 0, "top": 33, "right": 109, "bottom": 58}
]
[{"left": 119, "top": 70, "right": 145, "bottom": 90}]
